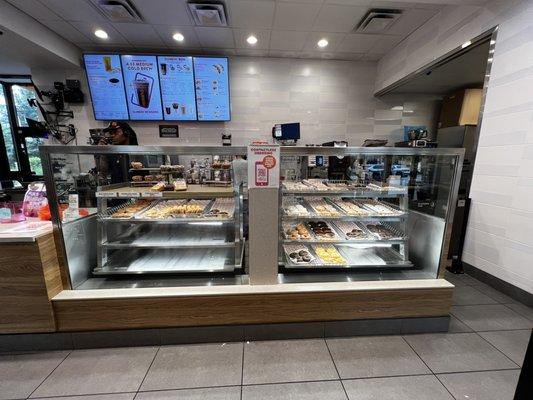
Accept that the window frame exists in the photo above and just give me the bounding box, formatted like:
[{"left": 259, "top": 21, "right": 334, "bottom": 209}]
[{"left": 0, "top": 75, "right": 44, "bottom": 182}]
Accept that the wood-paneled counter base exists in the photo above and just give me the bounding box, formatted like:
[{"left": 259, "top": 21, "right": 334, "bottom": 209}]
[
  {"left": 0, "top": 232, "right": 63, "bottom": 333},
  {"left": 52, "top": 280, "right": 453, "bottom": 332}
]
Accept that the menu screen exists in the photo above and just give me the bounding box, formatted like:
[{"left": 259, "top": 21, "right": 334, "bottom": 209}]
[
  {"left": 157, "top": 56, "right": 197, "bottom": 121},
  {"left": 121, "top": 55, "right": 163, "bottom": 120},
  {"left": 83, "top": 54, "right": 129, "bottom": 120},
  {"left": 193, "top": 57, "right": 231, "bottom": 121}
]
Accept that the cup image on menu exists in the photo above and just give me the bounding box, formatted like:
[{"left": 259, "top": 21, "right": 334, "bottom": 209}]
[
  {"left": 172, "top": 103, "right": 179, "bottom": 113},
  {"left": 255, "top": 161, "right": 269, "bottom": 186},
  {"left": 103, "top": 56, "right": 112, "bottom": 72},
  {"left": 160, "top": 63, "right": 167, "bottom": 75},
  {"left": 131, "top": 73, "right": 153, "bottom": 109},
  {"left": 165, "top": 106, "right": 171, "bottom": 115},
  {"left": 181, "top": 105, "right": 186, "bottom": 115}
]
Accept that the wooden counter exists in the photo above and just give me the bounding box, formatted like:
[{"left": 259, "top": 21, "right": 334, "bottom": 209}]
[{"left": 0, "top": 227, "right": 63, "bottom": 334}]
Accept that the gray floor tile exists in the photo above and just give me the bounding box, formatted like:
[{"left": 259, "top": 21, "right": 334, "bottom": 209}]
[
  {"left": 31, "top": 347, "right": 157, "bottom": 397},
  {"left": 479, "top": 330, "right": 531, "bottom": 366},
  {"left": 72, "top": 329, "right": 160, "bottom": 349},
  {"left": 438, "top": 370, "right": 520, "bottom": 400},
  {"left": 343, "top": 375, "right": 454, "bottom": 400},
  {"left": 0, "top": 351, "right": 68, "bottom": 400},
  {"left": 505, "top": 302, "right": 533, "bottom": 321},
  {"left": 244, "top": 322, "right": 324, "bottom": 341},
  {"left": 140, "top": 343, "right": 243, "bottom": 391},
  {"left": 470, "top": 282, "right": 517, "bottom": 304},
  {"left": 327, "top": 336, "right": 430, "bottom": 379},
  {"left": 32, "top": 395, "right": 135, "bottom": 400},
  {"left": 452, "top": 285, "right": 498, "bottom": 305},
  {"left": 325, "top": 319, "right": 402, "bottom": 337},
  {"left": 160, "top": 326, "right": 243, "bottom": 345},
  {"left": 242, "top": 339, "right": 338, "bottom": 385},
  {"left": 450, "top": 304, "right": 533, "bottom": 331},
  {"left": 404, "top": 333, "right": 519, "bottom": 373},
  {"left": 443, "top": 272, "right": 479, "bottom": 286},
  {"left": 401, "top": 317, "right": 449, "bottom": 334},
  {"left": 136, "top": 387, "right": 241, "bottom": 400},
  {"left": 448, "top": 316, "right": 473, "bottom": 333},
  {"left": 242, "top": 381, "right": 347, "bottom": 400}
]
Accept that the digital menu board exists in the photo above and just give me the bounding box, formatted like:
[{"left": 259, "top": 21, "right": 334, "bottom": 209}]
[
  {"left": 157, "top": 56, "right": 197, "bottom": 121},
  {"left": 193, "top": 57, "right": 231, "bottom": 121},
  {"left": 83, "top": 54, "right": 129, "bottom": 120},
  {"left": 84, "top": 54, "right": 230, "bottom": 121},
  {"left": 121, "top": 55, "right": 163, "bottom": 120}
]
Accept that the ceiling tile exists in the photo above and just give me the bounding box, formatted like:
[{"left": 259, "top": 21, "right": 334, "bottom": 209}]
[
  {"left": 268, "top": 50, "right": 300, "bottom": 58},
  {"left": 195, "top": 27, "right": 235, "bottom": 48},
  {"left": 233, "top": 29, "right": 271, "bottom": 50},
  {"left": 337, "top": 33, "right": 380, "bottom": 53},
  {"left": 43, "top": 0, "right": 107, "bottom": 22},
  {"left": 113, "top": 23, "right": 165, "bottom": 46},
  {"left": 202, "top": 48, "right": 237, "bottom": 56},
  {"left": 70, "top": 21, "right": 129, "bottom": 44},
  {"left": 312, "top": 5, "right": 368, "bottom": 33},
  {"left": 333, "top": 52, "right": 365, "bottom": 61},
  {"left": 130, "top": 0, "right": 193, "bottom": 26},
  {"left": 269, "top": 30, "right": 308, "bottom": 51},
  {"left": 152, "top": 25, "right": 201, "bottom": 48},
  {"left": 371, "top": 1, "right": 443, "bottom": 10},
  {"left": 274, "top": 2, "right": 322, "bottom": 30},
  {"left": 45, "top": 20, "right": 92, "bottom": 44},
  {"left": 281, "top": 0, "right": 324, "bottom": 3},
  {"left": 226, "top": 0, "right": 276, "bottom": 29},
  {"left": 386, "top": 8, "right": 438, "bottom": 36},
  {"left": 368, "top": 34, "right": 403, "bottom": 54},
  {"left": 361, "top": 53, "right": 383, "bottom": 61},
  {"left": 325, "top": 0, "right": 372, "bottom": 5},
  {"left": 303, "top": 32, "right": 346, "bottom": 52},
  {"left": 235, "top": 49, "right": 270, "bottom": 57},
  {"left": 6, "top": 0, "right": 62, "bottom": 21}
]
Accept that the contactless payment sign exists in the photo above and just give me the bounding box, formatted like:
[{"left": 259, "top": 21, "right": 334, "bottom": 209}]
[{"left": 247, "top": 144, "right": 280, "bottom": 188}]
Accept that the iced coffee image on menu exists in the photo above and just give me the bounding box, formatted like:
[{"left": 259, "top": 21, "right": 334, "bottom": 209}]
[{"left": 130, "top": 73, "right": 153, "bottom": 109}]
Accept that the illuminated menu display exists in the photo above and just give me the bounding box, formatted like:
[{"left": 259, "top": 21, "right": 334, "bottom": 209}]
[
  {"left": 193, "top": 57, "right": 230, "bottom": 121},
  {"left": 84, "top": 54, "right": 230, "bottom": 121},
  {"left": 83, "top": 54, "right": 129, "bottom": 120},
  {"left": 121, "top": 55, "right": 163, "bottom": 120},
  {"left": 157, "top": 56, "right": 197, "bottom": 121}
]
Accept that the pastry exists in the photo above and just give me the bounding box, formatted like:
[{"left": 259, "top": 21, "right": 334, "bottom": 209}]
[
  {"left": 130, "top": 161, "right": 143, "bottom": 169},
  {"left": 283, "top": 222, "right": 311, "bottom": 240},
  {"left": 109, "top": 200, "right": 151, "bottom": 219},
  {"left": 365, "top": 223, "right": 396, "bottom": 239},
  {"left": 314, "top": 245, "right": 346, "bottom": 265},
  {"left": 144, "top": 175, "right": 155, "bottom": 181},
  {"left": 307, "top": 221, "right": 339, "bottom": 241},
  {"left": 131, "top": 175, "right": 143, "bottom": 182},
  {"left": 306, "top": 198, "right": 340, "bottom": 217},
  {"left": 284, "top": 245, "right": 315, "bottom": 265}
]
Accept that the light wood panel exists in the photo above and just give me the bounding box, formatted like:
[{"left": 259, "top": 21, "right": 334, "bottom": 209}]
[
  {"left": 0, "top": 233, "right": 63, "bottom": 333},
  {"left": 53, "top": 287, "right": 453, "bottom": 331}
]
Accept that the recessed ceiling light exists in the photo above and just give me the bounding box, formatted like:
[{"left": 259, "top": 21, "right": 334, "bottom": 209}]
[
  {"left": 173, "top": 32, "right": 184, "bottom": 42},
  {"left": 317, "top": 38, "right": 328, "bottom": 48},
  {"left": 246, "top": 35, "right": 258, "bottom": 45},
  {"left": 461, "top": 40, "right": 472, "bottom": 49},
  {"left": 94, "top": 29, "right": 108, "bottom": 39}
]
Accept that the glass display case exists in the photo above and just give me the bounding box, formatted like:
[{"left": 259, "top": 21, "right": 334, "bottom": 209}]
[
  {"left": 278, "top": 147, "right": 464, "bottom": 278},
  {"left": 40, "top": 145, "right": 246, "bottom": 288}
]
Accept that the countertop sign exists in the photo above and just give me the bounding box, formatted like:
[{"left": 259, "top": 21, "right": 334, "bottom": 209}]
[
  {"left": 247, "top": 143, "right": 280, "bottom": 188},
  {"left": 159, "top": 125, "right": 179, "bottom": 138}
]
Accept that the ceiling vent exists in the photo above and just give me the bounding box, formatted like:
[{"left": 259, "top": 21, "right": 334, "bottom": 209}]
[
  {"left": 90, "top": 0, "right": 143, "bottom": 22},
  {"left": 188, "top": 1, "right": 228, "bottom": 27},
  {"left": 355, "top": 9, "right": 402, "bottom": 33}
]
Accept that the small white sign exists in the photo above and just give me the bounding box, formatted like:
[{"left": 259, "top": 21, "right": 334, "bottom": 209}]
[
  {"left": 141, "top": 192, "right": 163, "bottom": 198},
  {"left": 118, "top": 192, "right": 140, "bottom": 198},
  {"left": 96, "top": 191, "right": 117, "bottom": 198},
  {"left": 247, "top": 143, "right": 280, "bottom": 189}
]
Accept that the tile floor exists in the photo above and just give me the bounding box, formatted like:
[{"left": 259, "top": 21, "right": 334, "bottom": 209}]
[{"left": 1, "top": 272, "right": 531, "bottom": 400}]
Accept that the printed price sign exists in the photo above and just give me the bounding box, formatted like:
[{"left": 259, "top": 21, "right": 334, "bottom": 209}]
[
  {"left": 247, "top": 143, "right": 280, "bottom": 189},
  {"left": 118, "top": 192, "right": 140, "bottom": 198},
  {"left": 141, "top": 192, "right": 163, "bottom": 198},
  {"left": 96, "top": 192, "right": 118, "bottom": 198}
]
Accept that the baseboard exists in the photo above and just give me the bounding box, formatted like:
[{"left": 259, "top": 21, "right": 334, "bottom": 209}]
[
  {"left": 0, "top": 316, "right": 450, "bottom": 352},
  {"left": 463, "top": 262, "right": 533, "bottom": 307}
]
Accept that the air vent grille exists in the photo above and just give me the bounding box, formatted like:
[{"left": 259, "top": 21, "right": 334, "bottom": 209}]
[
  {"left": 188, "top": 2, "right": 228, "bottom": 27},
  {"left": 355, "top": 9, "right": 402, "bottom": 33},
  {"left": 90, "top": 0, "right": 143, "bottom": 22}
]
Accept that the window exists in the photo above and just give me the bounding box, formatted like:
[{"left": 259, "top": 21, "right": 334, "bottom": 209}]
[
  {"left": 0, "top": 77, "right": 43, "bottom": 181},
  {"left": 0, "top": 85, "right": 19, "bottom": 171},
  {"left": 11, "top": 85, "right": 39, "bottom": 127}
]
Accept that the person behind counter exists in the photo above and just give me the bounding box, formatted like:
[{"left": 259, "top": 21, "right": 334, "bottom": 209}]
[{"left": 95, "top": 121, "right": 138, "bottom": 184}]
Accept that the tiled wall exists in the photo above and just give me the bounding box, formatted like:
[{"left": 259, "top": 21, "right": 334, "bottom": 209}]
[
  {"left": 35, "top": 57, "right": 394, "bottom": 147},
  {"left": 376, "top": 0, "right": 533, "bottom": 294}
]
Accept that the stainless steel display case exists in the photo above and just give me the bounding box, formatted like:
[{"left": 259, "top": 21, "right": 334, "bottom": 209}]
[
  {"left": 277, "top": 146, "right": 464, "bottom": 277},
  {"left": 40, "top": 146, "right": 246, "bottom": 287}
]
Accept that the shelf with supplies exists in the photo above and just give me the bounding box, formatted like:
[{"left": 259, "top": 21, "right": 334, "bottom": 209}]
[{"left": 96, "top": 184, "right": 235, "bottom": 200}]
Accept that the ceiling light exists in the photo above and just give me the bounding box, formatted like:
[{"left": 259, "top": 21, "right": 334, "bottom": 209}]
[
  {"left": 246, "top": 35, "right": 258, "bottom": 45},
  {"left": 173, "top": 32, "right": 184, "bottom": 42},
  {"left": 317, "top": 38, "right": 328, "bottom": 48},
  {"left": 94, "top": 29, "right": 108, "bottom": 39},
  {"left": 461, "top": 40, "right": 471, "bottom": 49}
]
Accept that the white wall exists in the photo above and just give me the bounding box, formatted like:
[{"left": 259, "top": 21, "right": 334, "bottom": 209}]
[{"left": 377, "top": 0, "right": 533, "bottom": 294}]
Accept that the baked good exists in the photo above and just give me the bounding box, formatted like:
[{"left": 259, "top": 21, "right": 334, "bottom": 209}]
[
  {"left": 131, "top": 175, "right": 143, "bottom": 182},
  {"left": 144, "top": 175, "right": 155, "bottom": 181},
  {"left": 284, "top": 245, "right": 315, "bottom": 265},
  {"left": 283, "top": 223, "right": 311, "bottom": 240},
  {"left": 307, "top": 221, "right": 339, "bottom": 241},
  {"left": 109, "top": 200, "right": 151, "bottom": 219},
  {"left": 314, "top": 245, "right": 346, "bottom": 265},
  {"left": 130, "top": 161, "right": 143, "bottom": 169}
]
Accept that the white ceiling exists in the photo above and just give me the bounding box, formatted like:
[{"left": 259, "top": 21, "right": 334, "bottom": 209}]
[{"left": 6, "top": 0, "right": 490, "bottom": 61}]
